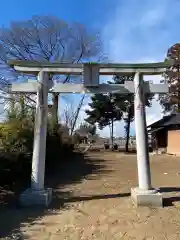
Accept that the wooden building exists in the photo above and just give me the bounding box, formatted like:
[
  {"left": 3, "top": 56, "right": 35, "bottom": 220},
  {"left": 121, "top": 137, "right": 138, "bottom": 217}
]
[{"left": 148, "top": 114, "right": 180, "bottom": 155}]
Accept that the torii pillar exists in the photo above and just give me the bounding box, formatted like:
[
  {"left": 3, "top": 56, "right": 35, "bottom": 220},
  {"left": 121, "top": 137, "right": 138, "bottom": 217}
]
[
  {"left": 131, "top": 72, "right": 163, "bottom": 207},
  {"left": 8, "top": 60, "right": 169, "bottom": 207},
  {"left": 20, "top": 71, "right": 52, "bottom": 206}
]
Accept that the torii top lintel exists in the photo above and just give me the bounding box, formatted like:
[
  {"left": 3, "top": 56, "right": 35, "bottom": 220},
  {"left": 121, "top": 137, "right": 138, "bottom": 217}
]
[{"left": 8, "top": 60, "right": 170, "bottom": 75}]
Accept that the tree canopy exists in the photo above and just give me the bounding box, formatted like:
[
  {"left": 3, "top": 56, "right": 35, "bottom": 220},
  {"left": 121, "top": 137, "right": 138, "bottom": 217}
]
[
  {"left": 0, "top": 15, "right": 105, "bottom": 123},
  {"left": 85, "top": 93, "right": 122, "bottom": 129},
  {"left": 160, "top": 43, "right": 180, "bottom": 113},
  {"left": 85, "top": 74, "right": 153, "bottom": 151}
]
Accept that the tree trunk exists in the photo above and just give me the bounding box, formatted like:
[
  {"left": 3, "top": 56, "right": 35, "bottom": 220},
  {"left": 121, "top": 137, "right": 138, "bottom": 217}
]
[
  {"left": 125, "top": 109, "right": 131, "bottom": 153},
  {"left": 70, "top": 94, "right": 85, "bottom": 135},
  {"left": 111, "top": 118, "right": 114, "bottom": 150},
  {"left": 52, "top": 93, "right": 59, "bottom": 126}
]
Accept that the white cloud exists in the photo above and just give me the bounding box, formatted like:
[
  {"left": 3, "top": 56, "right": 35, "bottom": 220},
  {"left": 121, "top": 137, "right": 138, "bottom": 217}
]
[
  {"left": 146, "top": 114, "right": 162, "bottom": 127},
  {"left": 104, "top": 0, "right": 180, "bottom": 62},
  {"left": 93, "top": 0, "right": 180, "bottom": 137},
  {"left": 140, "top": 5, "right": 167, "bottom": 27}
]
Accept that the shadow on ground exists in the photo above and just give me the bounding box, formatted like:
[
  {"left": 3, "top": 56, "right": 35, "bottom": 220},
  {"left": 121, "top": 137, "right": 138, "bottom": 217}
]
[
  {"left": 163, "top": 196, "right": 180, "bottom": 207},
  {"left": 160, "top": 187, "right": 180, "bottom": 193},
  {"left": 0, "top": 152, "right": 116, "bottom": 239},
  {"left": 52, "top": 192, "right": 131, "bottom": 208},
  {"left": 101, "top": 149, "right": 137, "bottom": 154},
  {"left": 160, "top": 187, "right": 180, "bottom": 207}
]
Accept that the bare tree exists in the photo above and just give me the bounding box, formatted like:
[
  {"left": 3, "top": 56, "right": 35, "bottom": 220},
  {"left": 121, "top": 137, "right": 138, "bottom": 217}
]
[
  {"left": 0, "top": 15, "right": 105, "bottom": 123},
  {"left": 62, "top": 94, "right": 86, "bottom": 135},
  {"left": 63, "top": 102, "right": 76, "bottom": 132}
]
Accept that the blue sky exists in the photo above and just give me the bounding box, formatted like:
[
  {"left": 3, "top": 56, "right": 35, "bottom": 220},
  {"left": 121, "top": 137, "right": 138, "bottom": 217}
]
[
  {"left": 0, "top": 0, "right": 180, "bottom": 137},
  {"left": 1, "top": 0, "right": 118, "bottom": 27}
]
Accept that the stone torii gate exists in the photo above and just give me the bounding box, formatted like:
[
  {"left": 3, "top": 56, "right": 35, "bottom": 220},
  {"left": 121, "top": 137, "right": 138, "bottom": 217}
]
[{"left": 8, "top": 60, "right": 169, "bottom": 207}]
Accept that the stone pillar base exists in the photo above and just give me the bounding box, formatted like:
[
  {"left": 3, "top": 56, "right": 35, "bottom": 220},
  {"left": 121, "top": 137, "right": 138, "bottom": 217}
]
[
  {"left": 19, "top": 188, "right": 52, "bottom": 207},
  {"left": 131, "top": 187, "right": 163, "bottom": 207}
]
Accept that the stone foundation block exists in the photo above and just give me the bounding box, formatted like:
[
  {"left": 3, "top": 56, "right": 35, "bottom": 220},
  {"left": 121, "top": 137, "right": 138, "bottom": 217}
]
[
  {"left": 19, "top": 188, "right": 52, "bottom": 207},
  {"left": 131, "top": 187, "right": 163, "bottom": 207}
]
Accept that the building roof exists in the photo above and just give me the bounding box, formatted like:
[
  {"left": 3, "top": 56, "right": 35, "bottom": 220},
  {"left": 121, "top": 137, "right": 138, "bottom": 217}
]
[
  {"left": 148, "top": 113, "right": 180, "bottom": 129},
  {"left": 75, "top": 129, "right": 89, "bottom": 137}
]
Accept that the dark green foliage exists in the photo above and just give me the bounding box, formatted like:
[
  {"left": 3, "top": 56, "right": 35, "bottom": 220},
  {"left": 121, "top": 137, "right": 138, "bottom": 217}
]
[
  {"left": 85, "top": 93, "right": 122, "bottom": 129},
  {"left": 85, "top": 92, "right": 122, "bottom": 147},
  {"left": 111, "top": 75, "right": 152, "bottom": 151},
  {"left": 85, "top": 75, "right": 153, "bottom": 152}
]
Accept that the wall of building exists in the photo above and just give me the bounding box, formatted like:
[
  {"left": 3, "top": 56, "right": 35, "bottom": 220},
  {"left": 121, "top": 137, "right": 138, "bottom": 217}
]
[
  {"left": 156, "top": 129, "right": 167, "bottom": 148},
  {"left": 167, "top": 130, "right": 180, "bottom": 155}
]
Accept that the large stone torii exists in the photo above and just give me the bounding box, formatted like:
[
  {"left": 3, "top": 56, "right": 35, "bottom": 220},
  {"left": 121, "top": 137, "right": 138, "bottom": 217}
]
[{"left": 8, "top": 60, "right": 170, "bottom": 207}]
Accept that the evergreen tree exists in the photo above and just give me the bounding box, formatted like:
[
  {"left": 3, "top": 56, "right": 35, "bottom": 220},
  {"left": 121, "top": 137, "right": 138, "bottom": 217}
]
[
  {"left": 85, "top": 93, "right": 122, "bottom": 147},
  {"left": 85, "top": 75, "right": 153, "bottom": 152}
]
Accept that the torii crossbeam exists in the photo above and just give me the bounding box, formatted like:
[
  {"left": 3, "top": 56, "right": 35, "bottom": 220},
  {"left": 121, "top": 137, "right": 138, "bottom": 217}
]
[{"left": 8, "top": 60, "right": 170, "bottom": 207}]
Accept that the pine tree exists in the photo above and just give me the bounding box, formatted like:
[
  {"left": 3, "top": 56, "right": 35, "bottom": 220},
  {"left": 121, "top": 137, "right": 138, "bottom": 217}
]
[{"left": 85, "top": 93, "right": 122, "bottom": 147}]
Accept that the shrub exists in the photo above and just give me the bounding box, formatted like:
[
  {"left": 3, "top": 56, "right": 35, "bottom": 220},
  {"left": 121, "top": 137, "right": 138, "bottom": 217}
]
[{"left": 0, "top": 102, "right": 74, "bottom": 189}]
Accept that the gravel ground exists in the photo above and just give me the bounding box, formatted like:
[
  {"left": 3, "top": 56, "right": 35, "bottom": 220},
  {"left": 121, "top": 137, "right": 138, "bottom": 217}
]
[{"left": 1, "top": 152, "right": 180, "bottom": 239}]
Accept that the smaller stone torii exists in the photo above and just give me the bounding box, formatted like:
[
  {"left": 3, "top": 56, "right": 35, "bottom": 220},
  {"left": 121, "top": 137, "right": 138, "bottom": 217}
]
[{"left": 8, "top": 60, "right": 170, "bottom": 207}]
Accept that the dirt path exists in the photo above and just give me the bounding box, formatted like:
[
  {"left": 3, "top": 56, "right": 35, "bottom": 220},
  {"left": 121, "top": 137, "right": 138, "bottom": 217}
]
[{"left": 1, "top": 152, "right": 180, "bottom": 239}]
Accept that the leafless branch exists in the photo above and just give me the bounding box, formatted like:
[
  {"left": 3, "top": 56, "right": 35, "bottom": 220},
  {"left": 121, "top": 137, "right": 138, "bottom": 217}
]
[{"left": 0, "top": 15, "right": 105, "bottom": 120}]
